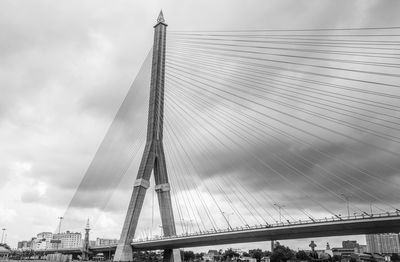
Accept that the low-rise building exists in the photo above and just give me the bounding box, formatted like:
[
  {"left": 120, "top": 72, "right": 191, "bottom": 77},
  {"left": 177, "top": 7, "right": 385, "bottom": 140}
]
[
  {"left": 343, "top": 241, "right": 359, "bottom": 249},
  {"left": 17, "top": 240, "right": 30, "bottom": 249},
  {"left": 349, "top": 252, "right": 385, "bottom": 262},
  {"left": 95, "top": 238, "right": 118, "bottom": 247},
  {"left": 355, "top": 245, "right": 367, "bottom": 254},
  {"left": 238, "top": 256, "right": 257, "bottom": 262},
  {"left": 260, "top": 257, "right": 270, "bottom": 262},
  {"left": 0, "top": 244, "right": 11, "bottom": 259},
  {"left": 331, "top": 248, "right": 355, "bottom": 257},
  {"left": 331, "top": 240, "right": 363, "bottom": 258},
  {"left": 32, "top": 232, "right": 53, "bottom": 250},
  {"left": 19, "top": 232, "right": 54, "bottom": 250}
]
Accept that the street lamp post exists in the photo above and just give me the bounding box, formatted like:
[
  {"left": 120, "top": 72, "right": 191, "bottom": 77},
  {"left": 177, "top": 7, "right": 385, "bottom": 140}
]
[
  {"left": 274, "top": 203, "right": 285, "bottom": 223},
  {"left": 341, "top": 194, "right": 350, "bottom": 218},
  {"left": 181, "top": 219, "right": 188, "bottom": 235},
  {"left": 221, "top": 212, "right": 233, "bottom": 230},
  {"left": 181, "top": 219, "right": 194, "bottom": 235},
  {"left": 57, "top": 216, "right": 64, "bottom": 250},
  {"left": 58, "top": 216, "right": 64, "bottom": 234},
  {"left": 222, "top": 212, "right": 234, "bottom": 230},
  {"left": 1, "top": 228, "right": 5, "bottom": 244}
]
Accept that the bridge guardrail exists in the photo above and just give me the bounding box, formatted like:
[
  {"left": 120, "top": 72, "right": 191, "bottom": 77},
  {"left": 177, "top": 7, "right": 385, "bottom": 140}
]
[{"left": 132, "top": 211, "right": 400, "bottom": 243}]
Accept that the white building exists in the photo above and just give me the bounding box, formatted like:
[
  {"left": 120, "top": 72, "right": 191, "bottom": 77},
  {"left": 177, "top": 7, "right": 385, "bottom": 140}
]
[
  {"left": 95, "top": 238, "right": 118, "bottom": 246},
  {"left": 52, "top": 231, "right": 82, "bottom": 249},
  {"left": 34, "top": 232, "right": 53, "bottom": 250},
  {"left": 238, "top": 257, "right": 257, "bottom": 262}
]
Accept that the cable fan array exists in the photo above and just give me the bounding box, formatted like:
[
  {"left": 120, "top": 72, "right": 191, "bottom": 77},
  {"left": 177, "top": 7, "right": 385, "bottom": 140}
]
[{"left": 158, "top": 26, "right": 400, "bottom": 237}]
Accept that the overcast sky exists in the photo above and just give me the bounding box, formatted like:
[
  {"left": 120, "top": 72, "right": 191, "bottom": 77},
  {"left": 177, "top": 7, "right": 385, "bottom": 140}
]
[{"left": 1, "top": 0, "right": 400, "bottom": 252}]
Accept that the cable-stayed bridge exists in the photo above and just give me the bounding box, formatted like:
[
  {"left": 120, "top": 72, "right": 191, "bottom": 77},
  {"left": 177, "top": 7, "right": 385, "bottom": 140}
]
[
  {"left": 39, "top": 214, "right": 400, "bottom": 258},
  {"left": 61, "top": 12, "right": 400, "bottom": 262},
  {"left": 132, "top": 213, "right": 400, "bottom": 250}
]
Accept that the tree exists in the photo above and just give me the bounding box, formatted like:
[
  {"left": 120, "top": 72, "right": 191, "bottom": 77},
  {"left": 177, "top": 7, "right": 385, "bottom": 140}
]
[
  {"left": 296, "top": 250, "right": 311, "bottom": 261},
  {"left": 222, "top": 248, "right": 240, "bottom": 261},
  {"left": 249, "top": 249, "right": 264, "bottom": 262},
  {"left": 183, "top": 251, "right": 195, "bottom": 261},
  {"left": 309, "top": 251, "right": 319, "bottom": 260},
  {"left": 392, "top": 254, "right": 400, "bottom": 262},
  {"left": 332, "top": 255, "right": 341, "bottom": 262},
  {"left": 194, "top": 252, "right": 204, "bottom": 261},
  {"left": 349, "top": 257, "right": 357, "bottom": 262},
  {"left": 270, "top": 244, "right": 295, "bottom": 262},
  {"left": 134, "top": 250, "right": 159, "bottom": 261}
]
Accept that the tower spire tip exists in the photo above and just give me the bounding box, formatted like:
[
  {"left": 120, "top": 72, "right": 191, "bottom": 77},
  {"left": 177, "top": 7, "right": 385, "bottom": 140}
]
[
  {"left": 85, "top": 218, "right": 90, "bottom": 229},
  {"left": 157, "top": 10, "right": 165, "bottom": 23}
]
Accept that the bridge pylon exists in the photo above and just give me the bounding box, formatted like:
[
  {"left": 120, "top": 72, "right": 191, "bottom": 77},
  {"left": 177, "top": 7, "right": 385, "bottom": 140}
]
[{"left": 114, "top": 11, "right": 181, "bottom": 262}]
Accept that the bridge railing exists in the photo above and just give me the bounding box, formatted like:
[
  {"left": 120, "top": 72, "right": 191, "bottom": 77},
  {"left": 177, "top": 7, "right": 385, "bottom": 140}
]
[{"left": 132, "top": 211, "right": 400, "bottom": 243}]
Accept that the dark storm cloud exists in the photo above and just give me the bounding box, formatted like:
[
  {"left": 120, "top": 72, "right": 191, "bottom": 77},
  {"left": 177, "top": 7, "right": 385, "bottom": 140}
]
[{"left": 201, "top": 131, "right": 398, "bottom": 199}]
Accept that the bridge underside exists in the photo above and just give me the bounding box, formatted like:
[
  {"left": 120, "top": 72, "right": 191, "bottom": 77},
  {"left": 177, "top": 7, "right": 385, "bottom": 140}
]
[{"left": 132, "top": 216, "right": 400, "bottom": 250}]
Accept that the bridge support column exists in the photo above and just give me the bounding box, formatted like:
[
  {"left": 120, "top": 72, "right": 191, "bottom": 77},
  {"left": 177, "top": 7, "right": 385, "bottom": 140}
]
[
  {"left": 114, "top": 244, "right": 133, "bottom": 262},
  {"left": 163, "top": 249, "right": 181, "bottom": 262},
  {"left": 114, "top": 11, "right": 181, "bottom": 262}
]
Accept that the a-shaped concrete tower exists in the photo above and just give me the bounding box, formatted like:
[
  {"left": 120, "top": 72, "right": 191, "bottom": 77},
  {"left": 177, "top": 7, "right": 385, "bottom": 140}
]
[{"left": 114, "top": 11, "right": 180, "bottom": 262}]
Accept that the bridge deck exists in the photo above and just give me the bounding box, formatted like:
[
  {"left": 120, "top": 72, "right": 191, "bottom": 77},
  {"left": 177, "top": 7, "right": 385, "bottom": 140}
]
[{"left": 131, "top": 214, "right": 400, "bottom": 250}]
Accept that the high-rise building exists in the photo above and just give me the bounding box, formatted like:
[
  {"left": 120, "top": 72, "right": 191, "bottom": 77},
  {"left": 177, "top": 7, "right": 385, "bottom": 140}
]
[
  {"left": 52, "top": 231, "right": 82, "bottom": 249},
  {"left": 366, "top": 233, "right": 400, "bottom": 254}
]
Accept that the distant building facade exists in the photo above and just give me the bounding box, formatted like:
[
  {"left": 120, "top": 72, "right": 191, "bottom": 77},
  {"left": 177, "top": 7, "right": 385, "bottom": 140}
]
[
  {"left": 343, "top": 240, "right": 359, "bottom": 249},
  {"left": 355, "top": 245, "right": 367, "bottom": 254},
  {"left": 33, "top": 232, "right": 53, "bottom": 250},
  {"left": 95, "top": 238, "right": 118, "bottom": 246},
  {"left": 17, "top": 241, "right": 30, "bottom": 249},
  {"left": 330, "top": 240, "right": 369, "bottom": 258},
  {"left": 350, "top": 252, "right": 385, "bottom": 262},
  {"left": 52, "top": 231, "right": 82, "bottom": 249},
  {"left": 366, "top": 233, "right": 400, "bottom": 254}
]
